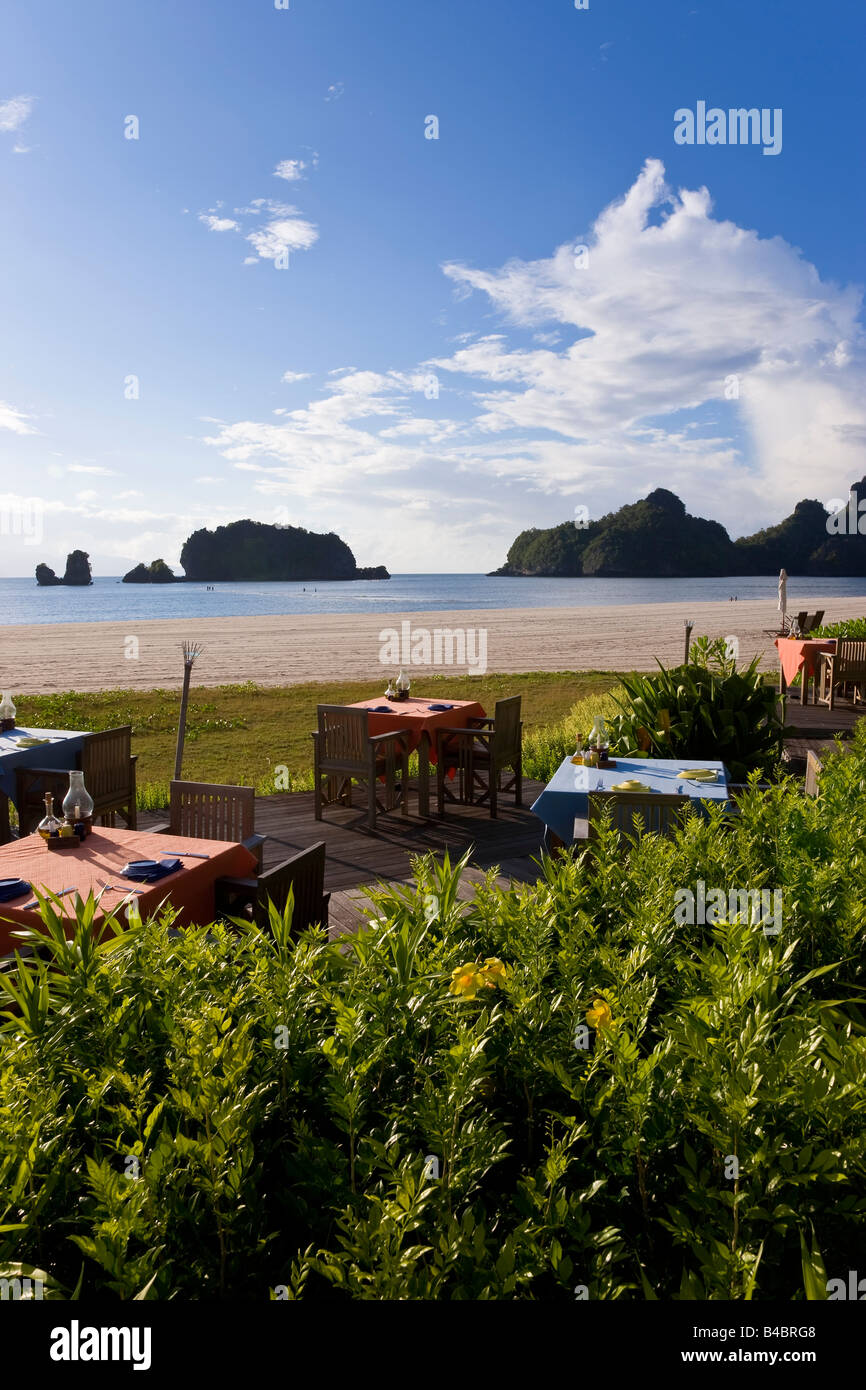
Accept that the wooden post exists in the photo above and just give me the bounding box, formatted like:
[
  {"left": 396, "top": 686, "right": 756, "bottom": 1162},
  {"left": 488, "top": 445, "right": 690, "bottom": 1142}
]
[
  {"left": 174, "top": 641, "right": 203, "bottom": 781},
  {"left": 684, "top": 619, "right": 694, "bottom": 665}
]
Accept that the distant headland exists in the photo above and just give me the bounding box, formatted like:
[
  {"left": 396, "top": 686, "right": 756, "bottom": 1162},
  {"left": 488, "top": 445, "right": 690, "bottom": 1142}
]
[
  {"left": 491, "top": 479, "right": 866, "bottom": 578},
  {"left": 35, "top": 521, "right": 390, "bottom": 585}
]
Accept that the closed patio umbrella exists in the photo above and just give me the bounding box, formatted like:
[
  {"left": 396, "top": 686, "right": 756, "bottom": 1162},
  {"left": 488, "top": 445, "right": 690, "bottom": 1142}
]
[{"left": 778, "top": 568, "right": 788, "bottom": 632}]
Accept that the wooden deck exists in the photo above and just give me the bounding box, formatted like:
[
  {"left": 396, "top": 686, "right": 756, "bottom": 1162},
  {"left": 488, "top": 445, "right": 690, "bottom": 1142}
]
[{"left": 140, "top": 778, "right": 548, "bottom": 938}]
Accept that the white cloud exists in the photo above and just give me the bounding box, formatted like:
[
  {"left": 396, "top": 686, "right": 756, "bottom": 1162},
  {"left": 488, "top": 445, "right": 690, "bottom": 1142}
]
[
  {"left": 281, "top": 370, "right": 311, "bottom": 383},
  {"left": 199, "top": 212, "right": 239, "bottom": 232},
  {"left": 325, "top": 83, "right": 344, "bottom": 102},
  {"left": 0, "top": 95, "right": 33, "bottom": 133},
  {"left": 274, "top": 159, "right": 306, "bottom": 182},
  {"left": 0, "top": 401, "right": 37, "bottom": 434},
  {"left": 244, "top": 202, "right": 318, "bottom": 262},
  {"left": 68, "top": 464, "right": 117, "bottom": 476},
  {"left": 113, "top": 490, "right": 144, "bottom": 499},
  {"left": 196, "top": 158, "right": 866, "bottom": 566},
  {"left": 194, "top": 475, "right": 223, "bottom": 484},
  {"left": 198, "top": 188, "right": 318, "bottom": 264}
]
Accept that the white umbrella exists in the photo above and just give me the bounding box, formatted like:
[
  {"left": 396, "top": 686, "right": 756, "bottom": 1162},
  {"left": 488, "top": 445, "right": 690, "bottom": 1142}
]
[{"left": 778, "top": 568, "right": 788, "bottom": 631}]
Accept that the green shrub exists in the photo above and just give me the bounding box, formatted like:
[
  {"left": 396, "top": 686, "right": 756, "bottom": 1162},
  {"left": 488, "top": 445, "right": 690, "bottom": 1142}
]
[
  {"left": 523, "top": 689, "right": 623, "bottom": 782},
  {"left": 3, "top": 725, "right": 866, "bottom": 1300},
  {"left": 606, "top": 657, "right": 784, "bottom": 781},
  {"left": 811, "top": 617, "right": 866, "bottom": 641}
]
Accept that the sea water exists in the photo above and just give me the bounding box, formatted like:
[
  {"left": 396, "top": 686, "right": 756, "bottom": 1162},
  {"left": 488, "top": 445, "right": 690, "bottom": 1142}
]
[{"left": 0, "top": 574, "right": 864, "bottom": 627}]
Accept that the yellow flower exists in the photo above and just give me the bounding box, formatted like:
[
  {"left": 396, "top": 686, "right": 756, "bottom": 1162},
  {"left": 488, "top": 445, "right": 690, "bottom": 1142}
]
[
  {"left": 586, "top": 997, "right": 613, "bottom": 1030},
  {"left": 480, "top": 957, "right": 507, "bottom": 987},
  {"left": 449, "top": 963, "right": 486, "bottom": 999}
]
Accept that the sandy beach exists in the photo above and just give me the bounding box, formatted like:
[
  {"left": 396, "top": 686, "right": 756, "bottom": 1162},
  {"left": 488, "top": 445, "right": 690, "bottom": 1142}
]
[{"left": 2, "top": 595, "right": 861, "bottom": 694}]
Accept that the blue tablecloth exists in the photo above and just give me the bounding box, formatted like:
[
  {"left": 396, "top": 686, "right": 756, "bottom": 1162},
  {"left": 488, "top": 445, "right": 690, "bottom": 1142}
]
[
  {"left": 0, "top": 727, "right": 88, "bottom": 805},
  {"left": 531, "top": 756, "right": 731, "bottom": 846}
]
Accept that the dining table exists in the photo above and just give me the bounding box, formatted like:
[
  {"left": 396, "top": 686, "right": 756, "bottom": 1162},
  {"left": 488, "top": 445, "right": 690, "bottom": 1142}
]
[
  {"left": 0, "top": 725, "right": 88, "bottom": 806},
  {"left": 531, "top": 755, "right": 731, "bottom": 848},
  {"left": 347, "top": 696, "right": 487, "bottom": 817},
  {"left": 774, "top": 637, "right": 837, "bottom": 706},
  {"left": 0, "top": 825, "right": 258, "bottom": 957}
]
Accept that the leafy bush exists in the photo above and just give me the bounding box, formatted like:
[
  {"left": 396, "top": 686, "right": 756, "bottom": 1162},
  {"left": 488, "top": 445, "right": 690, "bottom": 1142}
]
[
  {"left": 811, "top": 616, "right": 866, "bottom": 641},
  {"left": 606, "top": 657, "right": 784, "bottom": 781},
  {"left": 2, "top": 726, "right": 865, "bottom": 1300},
  {"left": 522, "top": 690, "right": 624, "bottom": 782}
]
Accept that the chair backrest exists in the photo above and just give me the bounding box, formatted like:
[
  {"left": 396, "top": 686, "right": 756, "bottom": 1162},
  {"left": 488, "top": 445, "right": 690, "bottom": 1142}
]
[
  {"left": 491, "top": 697, "right": 522, "bottom": 765},
  {"left": 804, "top": 610, "right": 825, "bottom": 633},
  {"left": 588, "top": 790, "right": 687, "bottom": 842},
  {"left": 316, "top": 706, "right": 371, "bottom": 771},
  {"left": 82, "top": 726, "right": 132, "bottom": 803},
  {"left": 253, "top": 842, "right": 326, "bottom": 933},
  {"left": 836, "top": 641, "right": 866, "bottom": 678},
  {"left": 169, "top": 780, "right": 255, "bottom": 842},
  {"left": 791, "top": 610, "right": 808, "bottom": 636}
]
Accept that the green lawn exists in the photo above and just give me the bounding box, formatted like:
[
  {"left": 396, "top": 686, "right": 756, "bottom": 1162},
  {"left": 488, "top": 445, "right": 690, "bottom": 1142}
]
[{"left": 16, "top": 671, "right": 621, "bottom": 809}]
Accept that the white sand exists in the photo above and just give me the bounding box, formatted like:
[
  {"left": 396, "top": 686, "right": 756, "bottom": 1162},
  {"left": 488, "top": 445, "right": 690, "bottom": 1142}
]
[{"left": 1, "top": 595, "right": 861, "bottom": 694}]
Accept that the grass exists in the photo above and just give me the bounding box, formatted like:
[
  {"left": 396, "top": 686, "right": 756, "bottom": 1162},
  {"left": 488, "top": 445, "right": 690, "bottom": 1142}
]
[{"left": 15, "top": 671, "right": 623, "bottom": 810}]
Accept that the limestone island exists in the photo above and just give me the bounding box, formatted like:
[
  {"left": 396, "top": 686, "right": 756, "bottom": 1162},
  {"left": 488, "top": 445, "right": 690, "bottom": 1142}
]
[
  {"left": 178, "top": 519, "right": 390, "bottom": 582},
  {"left": 35, "top": 551, "right": 94, "bottom": 586},
  {"left": 490, "top": 478, "right": 866, "bottom": 578}
]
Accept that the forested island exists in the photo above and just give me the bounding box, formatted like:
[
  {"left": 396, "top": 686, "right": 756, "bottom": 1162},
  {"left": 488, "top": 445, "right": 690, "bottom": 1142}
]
[
  {"left": 179, "top": 520, "right": 389, "bottom": 582},
  {"left": 491, "top": 480, "right": 866, "bottom": 578}
]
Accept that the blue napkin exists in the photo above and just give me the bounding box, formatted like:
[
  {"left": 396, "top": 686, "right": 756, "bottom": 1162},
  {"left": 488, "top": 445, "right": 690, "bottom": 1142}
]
[
  {"left": 121, "top": 857, "right": 183, "bottom": 883},
  {"left": 427, "top": 703, "right": 454, "bottom": 711},
  {"left": 370, "top": 705, "right": 394, "bottom": 713},
  {"left": 0, "top": 878, "right": 30, "bottom": 903}
]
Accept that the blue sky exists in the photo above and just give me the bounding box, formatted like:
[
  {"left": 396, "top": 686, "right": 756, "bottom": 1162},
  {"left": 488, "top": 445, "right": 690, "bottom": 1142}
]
[{"left": 1, "top": 0, "right": 864, "bottom": 576}]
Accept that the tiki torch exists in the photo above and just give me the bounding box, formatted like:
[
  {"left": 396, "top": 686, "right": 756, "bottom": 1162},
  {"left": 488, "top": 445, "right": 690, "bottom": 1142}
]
[{"left": 174, "top": 640, "right": 203, "bottom": 780}]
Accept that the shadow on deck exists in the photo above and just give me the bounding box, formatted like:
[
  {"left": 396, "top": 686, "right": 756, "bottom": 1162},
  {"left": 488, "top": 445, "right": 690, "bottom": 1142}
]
[{"left": 141, "top": 778, "right": 548, "bottom": 939}]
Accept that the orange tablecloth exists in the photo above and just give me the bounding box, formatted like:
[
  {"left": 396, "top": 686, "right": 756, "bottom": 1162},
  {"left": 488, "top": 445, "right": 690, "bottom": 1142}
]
[
  {"left": 349, "top": 696, "right": 486, "bottom": 763},
  {"left": 0, "top": 826, "right": 258, "bottom": 956},
  {"left": 775, "top": 637, "right": 836, "bottom": 686}
]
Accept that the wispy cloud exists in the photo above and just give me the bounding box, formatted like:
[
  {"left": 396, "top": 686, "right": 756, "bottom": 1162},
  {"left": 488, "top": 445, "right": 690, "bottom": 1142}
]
[
  {"left": 274, "top": 154, "right": 318, "bottom": 182},
  {"left": 325, "top": 82, "right": 344, "bottom": 102},
  {"left": 68, "top": 464, "right": 117, "bottom": 476},
  {"left": 199, "top": 212, "right": 239, "bottom": 232},
  {"left": 0, "top": 95, "right": 34, "bottom": 133},
  {"left": 0, "top": 401, "right": 37, "bottom": 434},
  {"left": 198, "top": 184, "right": 319, "bottom": 265},
  {"left": 282, "top": 370, "right": 311, "bottom": 383}
]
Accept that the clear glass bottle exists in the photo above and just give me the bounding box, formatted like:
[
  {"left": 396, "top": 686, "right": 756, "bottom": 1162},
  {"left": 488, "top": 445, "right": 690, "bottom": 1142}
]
[
  {"left": 396, "top": 667, "right": 410, "bottom": 699},
  {"left": 62, "top": 770, "right": 94, "bottom": 824},
  {"left": 37, "top": 793, "right": 61, "bottom": 839},
  {"left": 0, "top": 691, "right": 15, "bottom": 732}
]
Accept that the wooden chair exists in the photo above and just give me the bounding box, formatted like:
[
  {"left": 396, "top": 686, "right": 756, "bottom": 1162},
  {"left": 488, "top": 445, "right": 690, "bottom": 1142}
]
[
  {"left": 15, "top": 725, "right": 138, "bottom": 835},
  {"left": 312, "top": 706, "right": 409, "bottom": 831},
  {"left": 0, "top": 791, "right": 12, "bottom": 845},
  {"left": 215, "top": 842, "right": 330, "bottom": 934},
  {"left": 802, "top": 610, "right": 825, "bottom": 633},
  {"left": 816, "top": 641, "right": 866, "bottom": 711},
  {"left": 436, "top": 696, "right": 523, "bottom": 818},
  {"left": 587, "top": 790, "right": 688, "bottom": 844},
  {"left": 152, "top": 780, "right": 265, "bottom": 867}
]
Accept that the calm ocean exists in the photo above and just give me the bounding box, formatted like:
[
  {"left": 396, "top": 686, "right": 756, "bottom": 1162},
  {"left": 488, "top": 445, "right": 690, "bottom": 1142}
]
[{"left": 1, "top": 574, "right": 864, "bottom": 626}]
